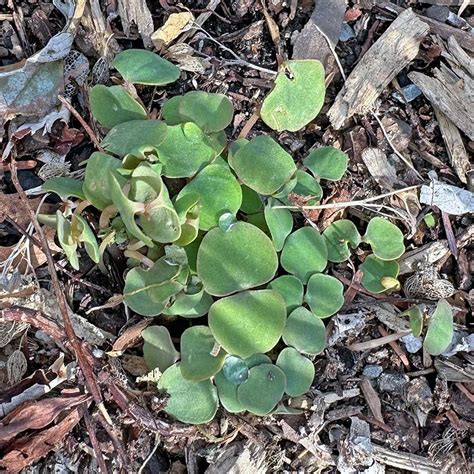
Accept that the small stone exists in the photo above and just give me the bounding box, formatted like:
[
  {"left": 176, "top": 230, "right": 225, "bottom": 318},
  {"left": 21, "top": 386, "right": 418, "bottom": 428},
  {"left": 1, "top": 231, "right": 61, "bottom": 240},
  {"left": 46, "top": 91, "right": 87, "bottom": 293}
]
[
  {"left": 339, "top": 23, "right": 356, "bottom": 42},
  {"left": 401, "top": 334, "right": 423, "bottom": 353},
  {"left": 362, "top": 364, "right": 383, "bottom": 379},
  {"left": 378, "top": 371, "right": 409, "bottom": 394},
  {"left": 392, "top": 83, "right": 422, "bottom": 103}
]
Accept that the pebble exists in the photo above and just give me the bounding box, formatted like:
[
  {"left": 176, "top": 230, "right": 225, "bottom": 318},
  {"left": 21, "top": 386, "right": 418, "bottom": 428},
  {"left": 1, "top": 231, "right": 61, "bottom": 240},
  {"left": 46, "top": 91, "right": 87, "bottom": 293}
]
[
  {"left": 378, "top": 371, "right": 409, "bottom": 394},
  {"left": 392, "top": 84, "right": 422, "bottom": 103},
  {"left": 401, "top": 334, "right": 423, "bottom": 353},
  {"left": 362, "top": 364, "right": 383, "bottom": 379},
  {"left": 339, "top": 23, "right": 356, "bottom": 42}
]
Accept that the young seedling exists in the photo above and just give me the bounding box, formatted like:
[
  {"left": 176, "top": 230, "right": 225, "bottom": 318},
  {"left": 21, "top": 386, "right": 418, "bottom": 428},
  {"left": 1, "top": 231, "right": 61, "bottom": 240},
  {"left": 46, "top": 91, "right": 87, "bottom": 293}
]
[{"left": 40, "top": 48, "right": 414, "bottom": 425}]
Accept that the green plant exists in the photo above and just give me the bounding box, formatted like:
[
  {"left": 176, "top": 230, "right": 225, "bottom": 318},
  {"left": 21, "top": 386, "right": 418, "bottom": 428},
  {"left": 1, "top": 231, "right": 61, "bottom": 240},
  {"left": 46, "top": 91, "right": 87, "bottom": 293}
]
[
  {"left": 403, "top": 299, "right": 454, "bottom": 356},
  {"left": 42, "top": 49, "right": 411, "bottom": 424}
]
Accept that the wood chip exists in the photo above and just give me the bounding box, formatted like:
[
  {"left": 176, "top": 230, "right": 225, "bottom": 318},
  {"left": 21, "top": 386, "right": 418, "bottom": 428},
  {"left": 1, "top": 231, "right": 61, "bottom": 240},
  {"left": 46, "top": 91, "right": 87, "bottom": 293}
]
[
  {"left": 434, "top": 108, "right": 470, "bottom": 184},
  {"left": 117, "top": 0, "right": 154, "bottom": 47},
  {"left": 328, "top": 9, "right": 429, "bottom": 129},
  {"left": 361, "top": 148, "right": 405, "bottom": 190},
  {"left": 360, "top": 378, "right": 384, "bottom": 423},
  {"left": 409, "top": 66, "right": 474, "bottom": 141}
]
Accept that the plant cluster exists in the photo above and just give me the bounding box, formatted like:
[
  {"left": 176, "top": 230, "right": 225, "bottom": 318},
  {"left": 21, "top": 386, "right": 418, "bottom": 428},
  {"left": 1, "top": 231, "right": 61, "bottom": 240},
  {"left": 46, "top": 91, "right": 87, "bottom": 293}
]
[{"left": 42, "top": 50, "right": 454, "bottom": 424}]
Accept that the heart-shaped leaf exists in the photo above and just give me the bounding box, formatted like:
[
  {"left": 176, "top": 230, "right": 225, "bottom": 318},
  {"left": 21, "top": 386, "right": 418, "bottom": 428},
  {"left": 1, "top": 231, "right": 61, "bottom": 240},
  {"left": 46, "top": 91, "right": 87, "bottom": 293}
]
[
  {"left": 304, "top": 147, "right": 348, "bottom": 181},
  {"left": 158, "top": 364, "right": 218, "bottom": 424},
  {"left": 180, "top": 325, "right": 226, "bottom": 381},
  {"left": 360, "top": 254, "right": 399, "bottom": 293},
  {"left": 208, "top": 289, "right": 286, "bottom": 358},
  {"left": 229, "top": 136, "right": 296, "bottom": 195},
  {"left": 237, "top": 364, "right": 286, "bottom": 415},
  {"left": 267, "top": 275, "right": 303, "bottom": 313},
  {"left": 261, "top": 60, "right": 325, "bottom": 132},
  {"left": 142, "top": 326, "right": 179, "bottom": 372},
  {"left": 102, "top": 120, "right": 168, "bottom": 158},
  {"left": 156, "top": 122, "right": 216, "bottom": 178},
  {"left": 42, "top": 177, "right": 85, "bottom": 201},
  {"left": 89, "top": 85, "right": 147, "bottom": 129},
  {"left": 305, "top": 274, "right": 344, "bottom": 318},
  {"left": 245, "top": 353, "right": 272, "bottom": 368},
  {"left": 283, "top": 306, "right": 327, "bottom": 355},
  {"left": 123, "top": 257, "right": 186, "bottom": 316},
  {"left": 83, "top": 152, "right": 126, "bottom": 210},
  {"left": 280, "top": 227, "right": 328, "bottom": 284},
  {"left": 276, "top": 347, "right": 314, "bottom": 397},
  {"left": 423, "top": 299, "right": 453, "bottom": 356},
  {"left": 112, "top": 49, "right": 180, "bottom": 85},
  {"left": 177, "top": 163, "right": 242, "bottom": 231},
  {"left": 323, "top": 219, "right": 361, "bottom": 262},
  {"left": 364, "top": 217, "right": 405, "bottom": 261},
  {"left": 264, "top": 198, "right": 293, "bottom": 251},
  {"left": 197, "top": 222, "right": 278, "bottom": 296}
]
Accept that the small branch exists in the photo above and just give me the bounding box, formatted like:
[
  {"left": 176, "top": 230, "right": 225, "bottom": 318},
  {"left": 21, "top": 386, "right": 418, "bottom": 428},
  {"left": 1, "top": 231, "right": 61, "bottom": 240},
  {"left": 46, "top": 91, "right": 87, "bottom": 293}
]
[
  {"left": 84, "top": 411, "right": 110, "bottom": 474},
  {"left": 58, "top": 95, "right": 104, "bottom": 152},
  {"left": 272, "top": 185, "right": 421, "bottom": 210}
]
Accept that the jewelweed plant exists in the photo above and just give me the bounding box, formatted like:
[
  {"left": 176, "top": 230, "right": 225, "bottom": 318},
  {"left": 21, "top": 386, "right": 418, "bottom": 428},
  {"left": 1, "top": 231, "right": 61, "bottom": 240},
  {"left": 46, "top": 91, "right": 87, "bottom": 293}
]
[{"left": 42, "top": 49, "right": 454, "bottom": 423}]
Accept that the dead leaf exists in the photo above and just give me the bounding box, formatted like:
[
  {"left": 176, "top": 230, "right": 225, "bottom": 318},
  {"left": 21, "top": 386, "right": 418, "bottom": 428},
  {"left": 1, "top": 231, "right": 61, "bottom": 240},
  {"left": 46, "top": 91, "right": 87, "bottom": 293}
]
[
  {"left": 6, "top": 350, "right": 27, "bottom": 387},
  {"left": 0, "top": 393, "right": 89, "bottom": 444},
  {"left": 111, "top": 319, "right": 151, "bottom": 354},
  {"left": 0, "top": 194, "right": 44, "bottom": 228},
  {"left": 0, "top": 405, "right": 84, "bottom": 472},
  {"left": 152, "top": 12, "right": 194, "bottom": 51},
  {"left": 0, "top": 33, "right": 73, "bottom": 123}
]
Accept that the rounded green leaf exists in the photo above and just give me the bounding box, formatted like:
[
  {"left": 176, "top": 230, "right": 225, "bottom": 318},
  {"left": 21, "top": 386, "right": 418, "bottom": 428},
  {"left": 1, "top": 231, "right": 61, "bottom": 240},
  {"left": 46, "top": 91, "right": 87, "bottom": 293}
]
[
  {"left": 75, "top": 215, "right": 100, "bottom": 264},
  {"left": 178, "top": 91, "right": 234, "bottom": 132},
  {"left": 177, "top": 164, "right": 242, "bottom": 231},
  {"left": 102, "top": 120, "right": 168, "bottom": 158},
  {"left": 229, "top": 136, "right": 296, "bottom": 196},
  {"left": 237, "top": 364, "right": 286, "bottom": 415},
  {"left": 360, "top": 255, "right": 399, "bottom": 293},
  {"left": 180, "top": 326, "right": 225, "bottom": 381},
  {"left": 142, "top": 326, "right": 179, "bottom": 372},
  {"left": 280, "top": 227, "right": 328, "bottom": 284},
  {"left": 197, "top": 222, "right": 278, "bottom": 296},
  {"left": 90, "top": 85, "right": 147, "bottom": 129},
  {"left": 276, "top": 347, "right": 314, "bottom": 397},
  {"left": 305, "top": 274, "right": 344, "bottom": 318},
  {"left": 83, "top": 152, "right": 126, "bottom": 210},
  {"left": 364, "top": 217, "right": 405, "bottom": 261},
  {"left": 283, "top": 307, "right": 327, "bottom": 355},
  {"left": 113, "top": 49, "right": 180, "bottom": 85},
  {"left": 222, "top": 355, "right": 249, "bottom": 385},
  {"left": 158, "top": 364, "right": 218, "bottom": 424},
  {"left": 208, "top": 290, "right": 286, "bottom": 358},
  {"left": 43, "top": 177, "right": 85, "bottom": 201},
  {"left": 157, "top": 122, "right": 216, "bottom": 178},
  {"left": 403, "top": 305, "right": 423, "bottom": 337},
  {"left": 323, "top": 219, "right": 361, "bottom": 263},
  {"left": 304, "top": 147, "right": 348, "bottom": 181},
  {"left": 215, "top": 371, "right": 244, "bottom": 413},
  {"left": 264, "top": 198, "right": 293, "bottom": 251},
  {"left": 424, "top": 299, "right": 453, "bottom": 356},
  {"left": 261, "top": 60, "right": 325, "bottom": 132},
  {"left": 123, "top": 258, "right": 185, "bottom": 316},
  {"left": 267, "top": 275, "right": 303, "bottom": 313}
]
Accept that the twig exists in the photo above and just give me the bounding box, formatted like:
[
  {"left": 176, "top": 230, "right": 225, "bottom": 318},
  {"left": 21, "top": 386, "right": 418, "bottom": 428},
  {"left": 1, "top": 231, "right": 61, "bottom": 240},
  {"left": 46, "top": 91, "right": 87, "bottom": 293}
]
[
  {"left": 84, "top": 411, "right": 109, "bottom": 474},
  {"left": 347, "top": 330, "right": 411, "bottom": 351},
  {"left": 378, "top": 325, "right": 410, "bottom": 368},
  {"left": 372, "top": 111, "right": 422, "bottom": 180},
  {"left": 58, "top": 95, "right": 104, "bottom": 152},
  {"left": 10, "top": 159, "right": 105, "bottom": 410},
  {"left": 272, "top": 184, "right": 421, "bottom": 210},
  {"left": 191, "top": 24, "right": 277, "bottom": 76}
]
